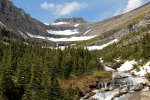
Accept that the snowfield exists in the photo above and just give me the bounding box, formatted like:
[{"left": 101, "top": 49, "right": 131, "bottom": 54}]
[
  {"left": 46, "top": 36, "right": 95, "bottom": 42},
  {"left": 44, "top": 23, "right": 49, "bottom": 25},
  {"left": 74, "top": 24, "right": 80, "bottom": 27},
  {"left": 51, "top": 22, "right": 69, "bottom": 25},
  {"left": 27, "top": 32, "right": 46, "bottom": 39},
  {"left": 86, "top": 39, "right": 118, "bottom": 50},
  {"left": 117, "top": 60, "right": 137, "bottom": 72},
  {"left": 104, "top": 66, "right": 115, "bottom": 71},
  {"left": 132, "top": 61, "right": 150, "bottom": 76},
  {"left": 18, "top": 31, "right": 28, "bottom": 38},
  {"left": 83, "top": 29, "right": 92, "bottom": 35},
  {"left": 26, "top": 32, "right": 95, "bottom": 42},
  {"left": 47, "top": 29, "right": 79, "bottom": 35}
]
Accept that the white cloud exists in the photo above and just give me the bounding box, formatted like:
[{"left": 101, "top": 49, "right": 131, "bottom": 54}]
[
  {"left": 40, "top": 2, "right": 54, "bottom": 10},
  {"left": 114, "top": 0, "right": 143, "bottom": 16},
  {"left": 40, "top": 1, "right": 86, "bottom": 17},
  {"left": 124, "top": 0, "right": 143, "bottom": 13},
  {"left": 114, "top": 8, "right": 122, "bottom": 16}
]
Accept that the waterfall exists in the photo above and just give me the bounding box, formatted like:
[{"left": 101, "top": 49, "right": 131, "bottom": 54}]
[{"left": 81, "top": 71, "right": 150, "bottom": 100}]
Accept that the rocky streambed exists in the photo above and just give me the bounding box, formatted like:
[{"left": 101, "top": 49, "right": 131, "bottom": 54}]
[{"left": 81, "top": 61, "right": 150, "bottom": 100}]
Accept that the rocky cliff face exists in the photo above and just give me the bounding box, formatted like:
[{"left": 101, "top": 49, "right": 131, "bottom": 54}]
[
  {"left": 54, "top": 17, "right": 86, "bottom": 23},
  {"left": 0, "top": 0, "right": 90, "bottom": 43},
  {"left": 0, "top": 0, "right": 50, "bottom": 37},
  {"left": 0, "top": 0, "right": 87, "bottom": 45}
]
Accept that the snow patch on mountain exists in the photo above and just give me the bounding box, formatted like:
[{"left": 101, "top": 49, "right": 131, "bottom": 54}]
[
  {"left": 18, "top": 31, "right": 28, "bottom": 38},
  {"left": 132, "top": 61, "right": 150, "bottom": 76},
  {"left": 86, "top": 39, "right": 118, "bottom": 50},
  {"left": 47, "top": 29, "right": 79, "bottom": 35},
  {"left": 46, "top": 36, "right": 95, "bottom": 42},
  {"left": 51, "top": 22, "right": 69, "bottom": 25},
  {"left": 74, "top": 24, "right": 80, "bottom": 27},
  {"left": 44, "top": 23, "right": 49, "bottom": 25},
  {"left": 0, "top": 21, "right": 6, "bottom": 26},
  {"left": 117, "top": 60, "right": 138, "bottom": 72},
  {"left": 83, "top": 29, "right": 92, "bottom": 35},
  {"left": 104, "top": 66, "right": 115, "bottom": 71},
  {"left": 27, "top": 32, "right": 46, "bottom": 39},
  {"left": 26, "top": 32, "right": 95, "bottom": 42}
]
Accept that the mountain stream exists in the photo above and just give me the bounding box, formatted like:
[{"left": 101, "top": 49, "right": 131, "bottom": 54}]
[{"left": 81, "top": 66, "right": 150, "bottom": 100}]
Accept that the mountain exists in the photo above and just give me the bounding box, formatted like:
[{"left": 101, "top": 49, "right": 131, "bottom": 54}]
[
  {"left": 0, "top": 0, "right": 150, "bottom": 100},
  {"left": 0, "top": 0, "right": 150, "bottom": 48},
  {"left": 0, "top": 0, "right": 95, "bottom": 46},
  {"left": 0, "top": 0, "right": 48, "bottom": 36}
]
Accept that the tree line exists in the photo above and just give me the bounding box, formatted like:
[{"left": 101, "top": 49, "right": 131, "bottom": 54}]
[{"left": 0, "top": 37, "right": 102, "bottom": 100}]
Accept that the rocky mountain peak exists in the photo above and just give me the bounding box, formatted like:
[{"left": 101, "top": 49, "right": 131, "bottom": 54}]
[{"left": 54, "top": 17, "right": 86, "bottom": 23}]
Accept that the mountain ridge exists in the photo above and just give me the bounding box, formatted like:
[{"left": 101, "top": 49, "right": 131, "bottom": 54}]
[
  {"left": 54, "top": 17, "right": 86, "bottom": 23},
  {"left": 0, "top": 0, "right": 150, "bottom": 47}
]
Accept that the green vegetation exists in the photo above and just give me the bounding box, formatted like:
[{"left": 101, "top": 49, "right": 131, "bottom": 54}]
[
  {"left": 0, "top": 36, "right": 102, "bottom": 100},
  {"left": 93, "top": 32, "right": 150, "bottom": 63}
]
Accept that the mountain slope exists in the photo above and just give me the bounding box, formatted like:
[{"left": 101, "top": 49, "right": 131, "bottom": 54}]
[
  {"left": 0, "top": 0, "right": 150, "bottom": 48},
  {"left": 0, "top": 0, "right": 49, "bottom": 36},
  {"left": 77, "top": 3, "right": 150, "bottom": 47}
]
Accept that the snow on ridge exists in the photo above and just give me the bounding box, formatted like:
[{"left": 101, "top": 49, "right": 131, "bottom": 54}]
[
  {"left": 18, "top": 31, "right": 28, "bottom": 38},
  {"left": 132, "top": 61, "right": 150, "bottom": 76},
  {"left": 44, "top": 23, "right": 49, "bottom": 25},
  {"left": 26, "top": 32, "right": 46, "bottom": 39},
  {"left": 74, "top": 24, "right": 80, "bottom": 27},
  {"left": 0, "top": 21, "right": 6, "bottom": 26},
  {"left": 86, "top": 39, "right": 118, "bottom": 50},
  {"left": 47, "top": 29, "right": 79, "bottom": 35},
  {"left": 83, "top": 29, "right": 92, "bottom": 35},
  {"left": 51, "top": 22, "right": 69, "bottom": 25}
]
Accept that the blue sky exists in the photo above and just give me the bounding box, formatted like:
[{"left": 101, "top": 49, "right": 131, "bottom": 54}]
[{"left": 10, "top": 0, "right": 150, "bottom": 24}]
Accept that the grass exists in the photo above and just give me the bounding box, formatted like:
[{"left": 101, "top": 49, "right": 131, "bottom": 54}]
[{"left": 58, "top": 70, "right": 112, "bottom": 92}]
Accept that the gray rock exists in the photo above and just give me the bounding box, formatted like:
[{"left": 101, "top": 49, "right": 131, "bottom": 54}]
[
  {"left": 83, "top": 92, "right": 96, "bottom": 99},
  {"left": 54, "top": 17, "right": 86, "bottom": 23},
  {"left": 134, "top": 83, "right": 144, "bottom": 92}
]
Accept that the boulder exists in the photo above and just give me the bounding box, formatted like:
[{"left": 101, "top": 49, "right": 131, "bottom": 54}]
[
  {"left": 134, "top": 83, "right": 144, "bottom": 92},
  {"left": 145, "top": 82, "right": 150, "bottom": 87},
  {"left": 108, "top": 86, "right": 113, "bottom": 91},
  {"left": 112, "top": 71, "right": 121, "bottom": 79},
  {"left": 83, "top": 92, "right": 96, "bottom": 99},
  {"left": 105, "top": 62, "right": 123, "bottom": 69},
  {"left": 119, "top": 90, "right": 127, "bottom": 96},
  {"left": 112, "top": 89, "right": 127, "bottom": 99}
]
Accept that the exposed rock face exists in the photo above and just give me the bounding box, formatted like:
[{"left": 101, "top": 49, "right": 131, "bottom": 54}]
[
  {"left": 0, "top": 0, "right": 49, "bottom": 37},
  {"left": 54, "top": 17, "right": 86, "bottom": 23},
  {"left": 105, "top": 62, "right": 123, "bottom": 69}
]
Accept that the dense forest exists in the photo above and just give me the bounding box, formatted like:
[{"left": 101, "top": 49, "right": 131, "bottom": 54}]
[
  {"left": 0, "top": 36, "right": 102, "bottom": 100},
  {"left": 0, "top": 33, "right": 150, "bottom": 100}
]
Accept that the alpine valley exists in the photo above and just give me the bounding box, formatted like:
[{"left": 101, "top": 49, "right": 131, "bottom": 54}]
[{"left": 0, "top": 0, "right": 150, "bottom": 100}]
